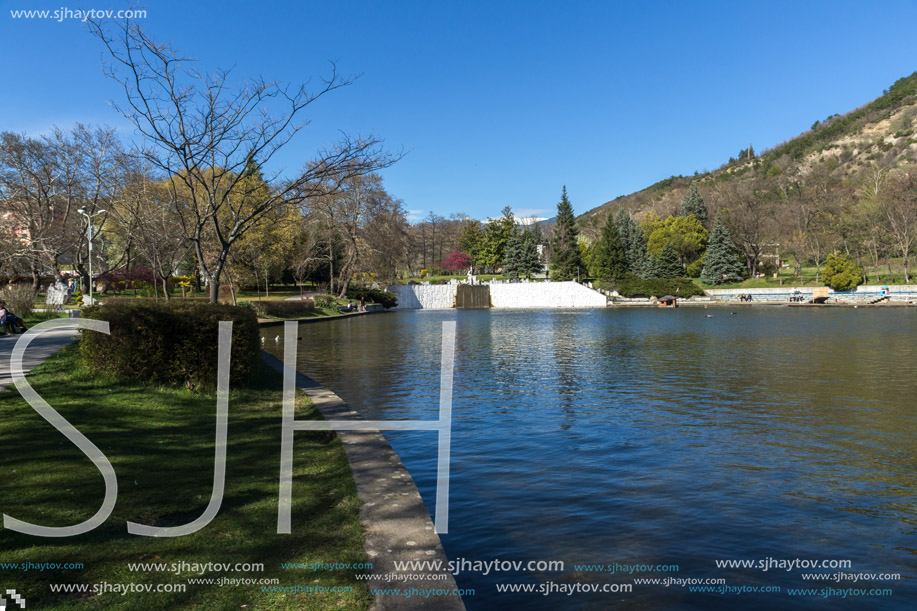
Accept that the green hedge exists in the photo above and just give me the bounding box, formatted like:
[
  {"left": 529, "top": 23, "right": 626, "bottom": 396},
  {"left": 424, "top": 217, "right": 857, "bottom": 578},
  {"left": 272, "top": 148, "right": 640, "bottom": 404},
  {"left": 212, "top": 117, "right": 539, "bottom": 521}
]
[
  {"left": 345, "top": 287, "right": 398, "bottom": 309},
  {"left": 249, "top": 299, "right": 315, "bottom": 317},
  {"left": 80, "top": 302, "right": 260, "bottom": 390},
  {"left": 610, "top": 276, "right": 706, "bottom": 298}
]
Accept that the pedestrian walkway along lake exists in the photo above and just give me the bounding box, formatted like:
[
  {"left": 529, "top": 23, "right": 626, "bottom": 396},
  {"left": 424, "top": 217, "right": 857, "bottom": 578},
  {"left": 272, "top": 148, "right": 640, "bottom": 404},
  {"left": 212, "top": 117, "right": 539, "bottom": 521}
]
[{"left": 262, "top": 308, "right": 916, "bottom": 610}]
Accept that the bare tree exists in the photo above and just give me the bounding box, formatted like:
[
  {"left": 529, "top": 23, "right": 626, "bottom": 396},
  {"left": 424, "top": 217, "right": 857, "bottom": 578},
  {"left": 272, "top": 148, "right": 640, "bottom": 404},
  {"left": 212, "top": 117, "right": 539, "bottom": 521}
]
[
  {"left": 0, "top": 128, "right": 118, "bottom": 291},
  {"left": 88, "top": 19, "right": 398, "bottom": 302},
  {"left": 881, "top": 169, "right": 917, "bottom": 282},
  {"left": 711, "top": 179, "right": 776, "bottom": 276},
  {"left": 107, "top": 161, "right": 191, "bottom": 299}
]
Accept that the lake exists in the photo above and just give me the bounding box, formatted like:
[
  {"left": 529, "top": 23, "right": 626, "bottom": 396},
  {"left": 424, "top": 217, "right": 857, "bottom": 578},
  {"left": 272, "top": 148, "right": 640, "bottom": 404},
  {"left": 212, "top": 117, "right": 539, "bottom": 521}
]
[{"left": 263, "top": 308, "right": 916, "bottom": 609}]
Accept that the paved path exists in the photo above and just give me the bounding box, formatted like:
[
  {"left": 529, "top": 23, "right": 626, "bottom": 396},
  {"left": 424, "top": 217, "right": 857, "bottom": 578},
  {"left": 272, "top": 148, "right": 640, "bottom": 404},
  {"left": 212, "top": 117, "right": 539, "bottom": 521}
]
[
  {"left": 0, "top": 324, "right": 80, "bottom": 392},
  {"left": 261, "top": 351, "right": 465, "bottom": 611}
]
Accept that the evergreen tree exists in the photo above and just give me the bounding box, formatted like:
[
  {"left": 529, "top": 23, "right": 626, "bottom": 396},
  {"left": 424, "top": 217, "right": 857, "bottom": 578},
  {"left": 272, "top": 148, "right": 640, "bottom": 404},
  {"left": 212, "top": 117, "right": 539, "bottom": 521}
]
[
  {"left": 518, "top": 230, "right": 542, "bottom": 278},
  {"left": 505, "top": 227, "right": 543, "bottom": 279},
  {"left": 591, "top": 217, "right": 627, "bottom": 281},
  {"left": 620, "top": 213, "right": 648, "bottom": 277},
  {"left": 481, "top": 206, "right": 516, "bottom": 271},
  {"left": 679, "top": 182, "right": 708, "bottom": 226},
  {"left": 700, "top": 221, "right": 745, "bottom": 284},
  {"left": 655, "top": 242, "right": 683, "bottom": 278},
  {"left": 821, "top": 253, "right": 863, "bottom": 291},
  {"left": 643, "top": 252, "right": 660, "bottom": 279},
  {"left": 458, "top": 221, "right": 486, "bottom": 273},
  {"left": 502, "top": 229, "right": 524, "bottom": 279},
  {"left": 549, "top": 186, "right": 584, "bottom": 280}
]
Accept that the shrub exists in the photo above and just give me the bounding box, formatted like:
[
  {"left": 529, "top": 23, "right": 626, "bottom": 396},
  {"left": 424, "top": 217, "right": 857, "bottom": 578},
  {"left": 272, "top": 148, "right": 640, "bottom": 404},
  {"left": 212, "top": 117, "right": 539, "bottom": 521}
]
[
  {"left": 612, "top": 276, "right": 705, "bottom": 298},
  {"left": 0, "top": 284, "right": 35, "bottom": 317},
  {"left": 345, "top": 286, "right": 398, "bottom": 309},
  {"left": 101, "top": 297, "right": 210, "bottom": 305},
  {"left": 80, "top": 301, "right": 260, "bottom": 389},
  {"left": 686, "top": 257, "right": 704, "bottom": 278},
  {"left": 822, "top": 253, "right": 864, "bottom": 292},
  {"left": 253, "top": 299, "right": 315, "bottom": 317},
  {"left": 312, "top": 295, "right": 334, "bottom": 308}
]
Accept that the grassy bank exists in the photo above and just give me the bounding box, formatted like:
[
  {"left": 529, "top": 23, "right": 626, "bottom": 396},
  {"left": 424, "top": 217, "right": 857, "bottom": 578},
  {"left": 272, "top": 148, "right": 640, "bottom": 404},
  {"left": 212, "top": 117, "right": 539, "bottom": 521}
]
[{"left": 0, "top": 346, "right": 371, "bottom": 610}]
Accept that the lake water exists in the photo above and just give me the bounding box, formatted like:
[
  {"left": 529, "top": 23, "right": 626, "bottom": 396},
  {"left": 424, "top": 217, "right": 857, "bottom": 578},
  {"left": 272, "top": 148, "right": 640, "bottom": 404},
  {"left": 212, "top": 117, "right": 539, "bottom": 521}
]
[{"left": 262, "top": 308, "right": 916, "bottom": 609}]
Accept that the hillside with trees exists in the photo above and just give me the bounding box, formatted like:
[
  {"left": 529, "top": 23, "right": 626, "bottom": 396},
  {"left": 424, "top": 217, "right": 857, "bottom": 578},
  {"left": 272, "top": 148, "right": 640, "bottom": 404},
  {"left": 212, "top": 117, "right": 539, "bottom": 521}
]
[{"left": 578, "top": 72, "right": 917, "bottom": 285}]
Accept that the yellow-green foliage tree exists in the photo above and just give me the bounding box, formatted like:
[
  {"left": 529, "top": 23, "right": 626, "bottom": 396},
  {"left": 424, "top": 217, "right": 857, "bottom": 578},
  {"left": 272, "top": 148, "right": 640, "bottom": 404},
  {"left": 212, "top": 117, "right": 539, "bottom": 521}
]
[
  {"left": 225, "top": 158, "right": 301, "bottom": 298},
  {"left": 643, "top": 213, "right": 708, "bottom": 268},
  {"left": 822, "top": 252, "right": 864, "bottom": 291}
]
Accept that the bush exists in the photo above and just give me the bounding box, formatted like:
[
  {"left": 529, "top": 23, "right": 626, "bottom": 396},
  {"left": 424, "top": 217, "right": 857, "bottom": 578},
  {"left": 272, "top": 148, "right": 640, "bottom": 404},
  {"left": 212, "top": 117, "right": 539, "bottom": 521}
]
[
  {"left": 822, "top": 253, "right": 864, "bottom": 292},
  {"left": 612, "top": 276, "right": 705, "bottom": 298},
  {"left": 345, "top": 287, "right": 398, "bottom": 309},
  {"left": 80, "top": 301, "right": 260, "bottom": 390},
  {"left": 0, "top": 284, "right": 35, "bottom": 317},
  {"left": 101, "top": 297, "right": 210, "bottom": 305},
  {"left": 686, "top": 257, "right": 704, "bottom": 278},
  {"left": 252, "top": 299, "right": 315, "bottom": 317},
  {"left": 312, "top": 295, "right": 334, "bottom": 308}
]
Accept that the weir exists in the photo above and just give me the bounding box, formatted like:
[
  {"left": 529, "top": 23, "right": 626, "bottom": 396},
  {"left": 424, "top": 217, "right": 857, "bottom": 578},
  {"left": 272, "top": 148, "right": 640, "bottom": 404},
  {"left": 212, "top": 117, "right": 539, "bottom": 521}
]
[{"left": 455, "top": 285, "right": 491, "bottom": 308}]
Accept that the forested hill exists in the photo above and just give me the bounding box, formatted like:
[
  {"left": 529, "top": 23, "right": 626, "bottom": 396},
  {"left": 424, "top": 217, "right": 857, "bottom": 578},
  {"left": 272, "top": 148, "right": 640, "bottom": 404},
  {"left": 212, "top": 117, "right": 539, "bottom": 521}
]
[{"left": 580, "top": 71, "right": 917, "bottom": 225}]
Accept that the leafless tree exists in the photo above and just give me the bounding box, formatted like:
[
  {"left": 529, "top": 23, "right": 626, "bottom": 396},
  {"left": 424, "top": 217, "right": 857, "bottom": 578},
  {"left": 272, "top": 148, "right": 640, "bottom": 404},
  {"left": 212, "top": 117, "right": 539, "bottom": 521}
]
[
  {"left": 710, "top": 179, "right": 776, "bottom": 276},
  {"left": 881, "top": 168, "right": 917, "bottom": 282},
  {"left": 107, "top": 160, "right": 191, "bottom": 299},
  {"left": 88, "top": 19, "right": 398, "bottom": 302},
  {"left": 0, "top": 127, "right": 120, "bottom": 291}
]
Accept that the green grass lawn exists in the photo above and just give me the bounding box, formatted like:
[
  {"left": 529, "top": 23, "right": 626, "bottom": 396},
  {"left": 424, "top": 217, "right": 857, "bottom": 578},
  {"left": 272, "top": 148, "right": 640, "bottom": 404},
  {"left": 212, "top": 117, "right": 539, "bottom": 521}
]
[{"left": 0, "top": 346, "right": 371, "bottom": 610}]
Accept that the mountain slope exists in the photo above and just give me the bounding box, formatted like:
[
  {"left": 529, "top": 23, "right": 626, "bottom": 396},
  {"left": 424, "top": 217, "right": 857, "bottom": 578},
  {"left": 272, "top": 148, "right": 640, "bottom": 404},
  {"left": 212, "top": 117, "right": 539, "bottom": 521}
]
[{"left": 580, "top": 72, "right": 917, "bottom": 224}]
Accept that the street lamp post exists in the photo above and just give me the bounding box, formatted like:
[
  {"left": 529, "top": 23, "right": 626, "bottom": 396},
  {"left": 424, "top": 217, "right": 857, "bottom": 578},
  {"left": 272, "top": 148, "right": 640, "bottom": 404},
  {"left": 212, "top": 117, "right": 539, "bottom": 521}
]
[{"left": 77, "top": 208, "right": 106, "bottom": 306}]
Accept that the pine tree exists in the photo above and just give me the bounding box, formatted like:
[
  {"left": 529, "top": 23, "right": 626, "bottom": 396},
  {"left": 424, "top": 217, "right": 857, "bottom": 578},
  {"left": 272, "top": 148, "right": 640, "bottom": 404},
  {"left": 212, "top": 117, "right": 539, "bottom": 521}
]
[
  {"left": 615, "top": 209, "right": 647, "bottom": 277},
  {"left": 591, "top": 217, "right": 627, "bottom": 281},
  {"left": 549, "top": 186, "right": 584, "bottom": 280},
  {"left": 679, "top": 182, "right": 708, "bottom": 226},
  {"left": 518, "top": 230, "right": 542, "bottom": 278},
  {"left": 482, "top": 206, "right": 517, "bottom": 271},
  {"left": 700, "top": 221, "right": 745, "bottom": 284},
  {"left": 643, "top": 252, "right": 660, "bottom": 279},
  {"left": 655, "top": 242, "right": 683, "bottom": 279},
  {"left": 503, "top": 229, "right": 524, "bottom": 279}
]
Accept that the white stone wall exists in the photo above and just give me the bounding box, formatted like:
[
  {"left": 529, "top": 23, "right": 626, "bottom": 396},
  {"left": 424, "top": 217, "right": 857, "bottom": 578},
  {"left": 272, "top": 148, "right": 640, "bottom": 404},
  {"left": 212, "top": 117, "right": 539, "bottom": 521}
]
[
  {"left": 388, "top": 281, "right": 608, "bottom": 309},
  {"left": 388, "top": 284, "right": 456, "bottom": 309},
  {"left": 490, "top": 281, "right": 607, "bottom": 308}
]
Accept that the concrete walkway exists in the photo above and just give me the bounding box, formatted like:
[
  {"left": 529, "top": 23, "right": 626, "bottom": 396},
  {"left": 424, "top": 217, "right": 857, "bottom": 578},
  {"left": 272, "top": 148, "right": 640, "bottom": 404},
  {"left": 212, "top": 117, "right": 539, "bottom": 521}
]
[
  {"left": 261, "top": 351, "right": 465, "bottom": 611},
  {"left": 0, "top": 324, "right": 80, "bottom": 392}
]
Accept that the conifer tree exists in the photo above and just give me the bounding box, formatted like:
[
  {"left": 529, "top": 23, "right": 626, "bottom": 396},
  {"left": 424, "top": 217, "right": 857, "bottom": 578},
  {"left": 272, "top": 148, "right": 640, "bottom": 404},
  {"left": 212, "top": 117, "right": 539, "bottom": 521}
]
[
  {"left": 655, "top": 242, "right": 683, "bottom": 278},
  {"left": 615, "top": 209, "right": 647, "bottom": 277},
  {"left": 591, "top": 217, "right": 627, "bottom": 281},
  {"left": 549, "top": 186, "right": 584, "bottom": 280},
  {"left": 679, "top": 182, "right": 708, "bottom": 227},
  {"left": 700, "top": 221, "right": 745, "bottom": 284},
  {"left": 504, "top": 227, "right": 542, "bottom": 279},
  {"left": 518, "top": 229, "right": 542, "bottom": 278},
  {"left": 503, "top": 228, "right": 524, "bottom": 279},
  {"left": 643, "top": 252, "right": 660, "bottom": 279}
]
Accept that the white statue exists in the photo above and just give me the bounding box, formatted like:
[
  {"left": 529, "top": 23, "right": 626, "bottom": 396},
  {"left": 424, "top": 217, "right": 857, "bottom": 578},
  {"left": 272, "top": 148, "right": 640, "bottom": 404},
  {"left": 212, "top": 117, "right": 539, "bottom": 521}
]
[{"left": 45, "top": 280, "right": 72, "bottom": 307}]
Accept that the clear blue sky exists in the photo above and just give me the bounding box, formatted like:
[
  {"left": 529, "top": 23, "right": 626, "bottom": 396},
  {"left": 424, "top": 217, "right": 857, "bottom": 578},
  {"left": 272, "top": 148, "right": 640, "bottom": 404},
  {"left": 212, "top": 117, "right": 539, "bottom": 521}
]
[{"left": 3, "top": 0, "right": 916, "bottom": 222}]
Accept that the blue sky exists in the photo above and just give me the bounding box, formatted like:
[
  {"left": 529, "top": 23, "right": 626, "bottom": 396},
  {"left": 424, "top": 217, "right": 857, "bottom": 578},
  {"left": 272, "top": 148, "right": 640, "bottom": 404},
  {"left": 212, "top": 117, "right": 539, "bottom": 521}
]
[{"left": 3, "top": 0, "right": 917, "bottom": 222}]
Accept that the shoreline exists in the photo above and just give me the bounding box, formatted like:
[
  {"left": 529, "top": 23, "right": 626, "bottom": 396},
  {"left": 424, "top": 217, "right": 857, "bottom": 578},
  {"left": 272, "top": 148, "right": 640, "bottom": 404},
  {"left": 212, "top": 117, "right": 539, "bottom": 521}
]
[{"left": 258, "top": 328, "right": 464, "bottom": 611}]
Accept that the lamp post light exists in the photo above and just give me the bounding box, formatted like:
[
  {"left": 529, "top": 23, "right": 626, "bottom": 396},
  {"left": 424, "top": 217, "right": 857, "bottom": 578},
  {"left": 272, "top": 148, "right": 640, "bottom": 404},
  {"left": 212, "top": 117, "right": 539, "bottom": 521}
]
[{"left": 77, "top": 208, "right": 106, "bottom": 305}]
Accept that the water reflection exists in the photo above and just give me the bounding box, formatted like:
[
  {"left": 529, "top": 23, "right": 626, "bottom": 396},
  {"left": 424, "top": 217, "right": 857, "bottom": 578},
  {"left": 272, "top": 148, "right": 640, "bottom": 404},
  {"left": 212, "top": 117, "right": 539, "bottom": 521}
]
[{"left": 263, "top": 308, "right": 916, "bottom": 610}]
